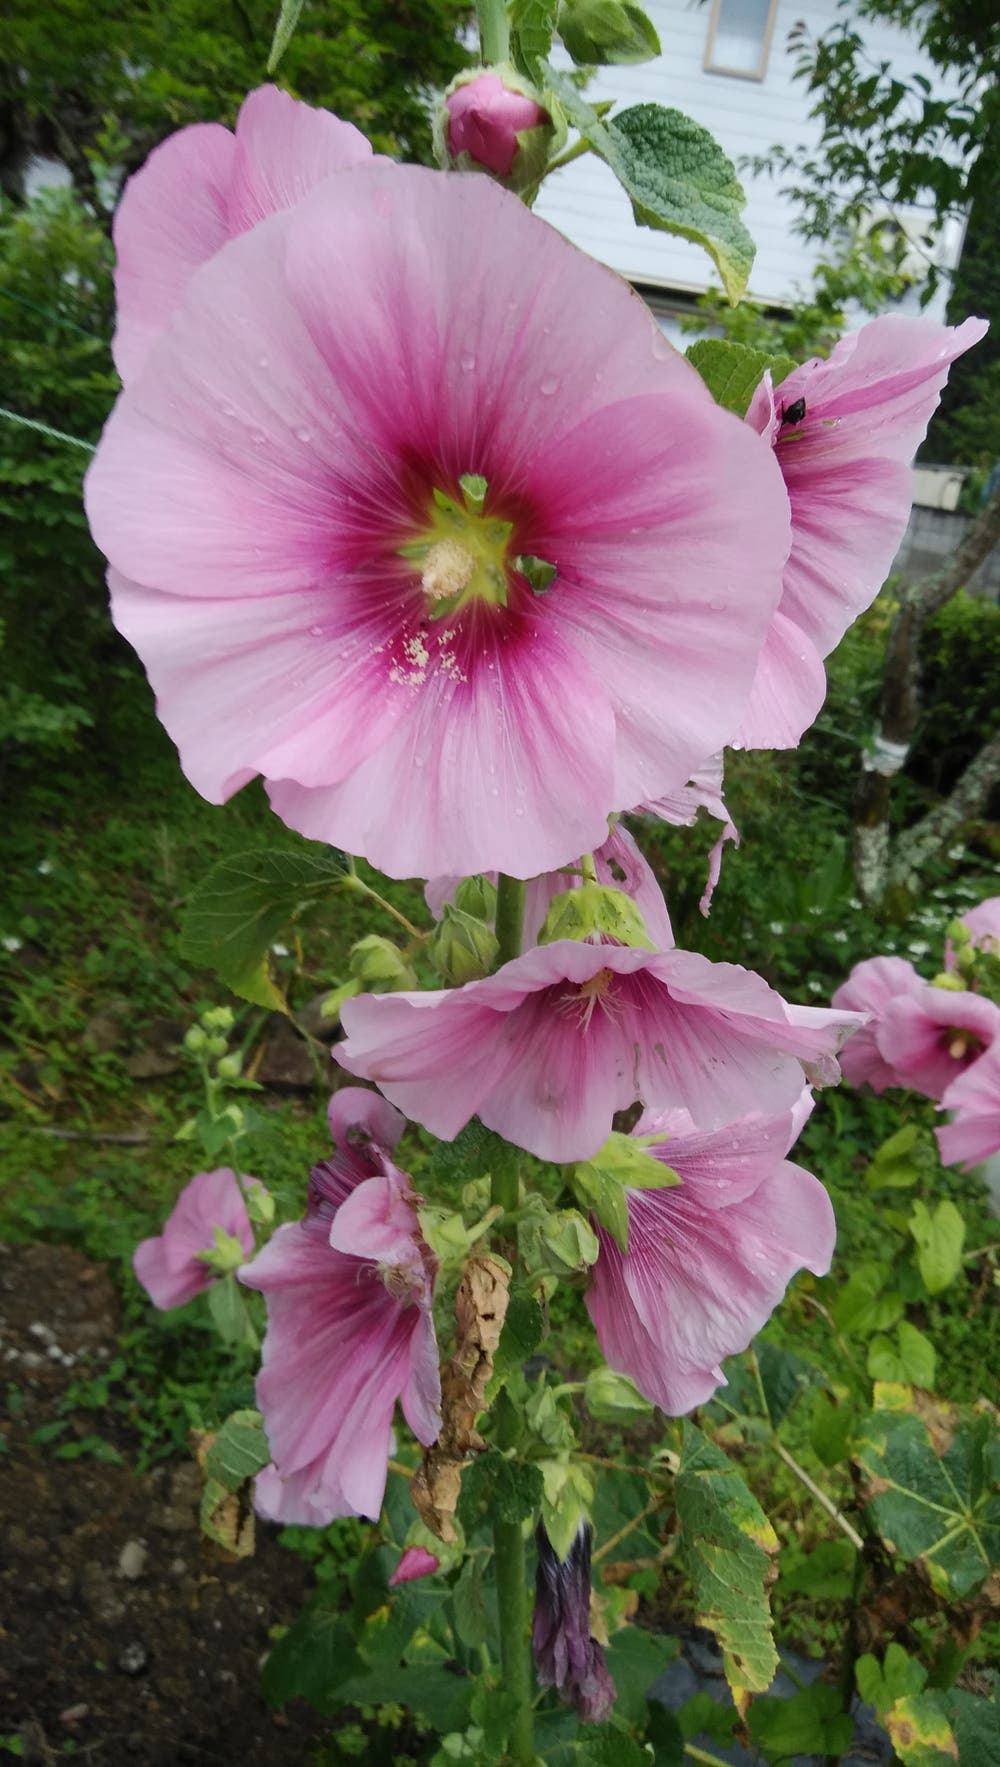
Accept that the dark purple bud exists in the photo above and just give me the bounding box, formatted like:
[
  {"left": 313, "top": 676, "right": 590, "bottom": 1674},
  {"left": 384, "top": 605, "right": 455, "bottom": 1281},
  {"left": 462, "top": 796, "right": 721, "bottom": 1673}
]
[{"left": 532, "top": 1520, "right": 616, "bottom": 1723}]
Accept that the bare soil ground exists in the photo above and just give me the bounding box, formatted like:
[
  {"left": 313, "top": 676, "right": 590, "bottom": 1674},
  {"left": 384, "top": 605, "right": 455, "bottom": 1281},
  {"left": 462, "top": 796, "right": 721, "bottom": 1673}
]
[{"left": 0, "top": 1242, "right": 329, "bottom": 1765}]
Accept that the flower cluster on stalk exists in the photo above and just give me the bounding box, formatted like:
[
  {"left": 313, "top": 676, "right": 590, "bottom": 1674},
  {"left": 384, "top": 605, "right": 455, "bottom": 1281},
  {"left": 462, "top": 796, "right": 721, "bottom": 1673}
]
[{"left": 92, "top": 78, "right": 985, "bottom": 1731}]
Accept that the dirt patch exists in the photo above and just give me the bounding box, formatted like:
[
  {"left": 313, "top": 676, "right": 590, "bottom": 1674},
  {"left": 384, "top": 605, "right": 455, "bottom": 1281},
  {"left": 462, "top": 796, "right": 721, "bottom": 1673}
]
[{"left": 0, "top": 1243, "right": 330, "bottom": 1764}]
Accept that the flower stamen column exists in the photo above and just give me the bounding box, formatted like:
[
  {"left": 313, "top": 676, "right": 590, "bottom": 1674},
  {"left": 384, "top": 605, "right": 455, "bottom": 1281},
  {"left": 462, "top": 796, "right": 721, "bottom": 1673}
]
[{"left": 490, "top": 872, "right": 534, "bottom": 1764}]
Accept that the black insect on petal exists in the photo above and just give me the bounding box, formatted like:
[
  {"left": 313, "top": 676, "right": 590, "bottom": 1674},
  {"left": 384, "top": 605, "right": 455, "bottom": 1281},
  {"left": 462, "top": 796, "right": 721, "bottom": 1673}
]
[{"left": 780, "top": 397, "right": 807, "bottom": 427}]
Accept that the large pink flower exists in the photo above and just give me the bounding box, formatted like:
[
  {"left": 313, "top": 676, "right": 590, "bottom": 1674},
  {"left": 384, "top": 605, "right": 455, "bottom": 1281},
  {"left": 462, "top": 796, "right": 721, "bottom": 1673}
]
[
  {"left": 112, "top": 84, "right": 372, "bottom": 382},
  {"left": 133, "top": 1167, "right": 261, "bottom": 1310},
  {"left": 585, "top": 1096, "right": 833, "bottom": 1412},
  {"left": 831, "top": 955, "right": 923, "bottom": 1091},
  {"left": 336, "top": 942, "right": 862, "bottom": 1162},
  {"left": 877, "top": 986, "right": 1000, "bottom": 1102},
  {"left": 239, "top": 1088, "right": 440, "bottom": 1526},
  {"left": 938, "top": 1046, "right": 1000, "bottom": 1170},
  {"left": 86, "top": 156, "right": 791, "bottom": 880},
  {"left": 740, "top": 314, "right": 987, "bottom": 748}
]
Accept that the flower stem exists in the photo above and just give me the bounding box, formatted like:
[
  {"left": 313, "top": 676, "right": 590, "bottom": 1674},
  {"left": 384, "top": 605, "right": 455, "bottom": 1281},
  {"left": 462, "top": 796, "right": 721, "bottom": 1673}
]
[
  {"left": 476, "top": 0, "right": 510, "bottom": 64},
  {"left": 489, "top": 871, "right": 533, "bottom": 1761},
  {"left": 494, "top": 873, "right": 526, "bottom": 969}
]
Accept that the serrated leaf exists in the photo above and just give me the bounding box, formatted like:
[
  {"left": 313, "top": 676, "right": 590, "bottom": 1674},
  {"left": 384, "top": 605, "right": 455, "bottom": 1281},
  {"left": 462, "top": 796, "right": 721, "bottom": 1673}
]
[
  {"left": 488, "top": 1286, "right": 544, "bottom": 1399},
  {"left": 674, "top": 1423, "right": 779, "bottom": 1696},
  {"left": 908, "top": 1200, "right": 965, "bottom": 1294},
  {"left": 204, "top": 1409, "right": 270, "bottom": 1493},
  {"left": 335, "top": 1662, "right": 474, "bottom": 1733},
  {"left": 856, "top": 1642, "right": 927, "bottom": 1719},
  {"left": 267, "top": 0, "right": 305, "bottom": 72},
  {"left": 551, "top": 81, "right": 754, "bottom": 301},
  {"left": 853, "top": 1407, "right": 1000, "bottom": 1596},
  {"left": 864, "top": 1123, "right": 934, "bottom": 1190},
  {"left": 603, "top": 1627, "right": 679, "bottom": 1724},
  {"left": 539, "top": 1459, "right": 594, "bottom": 1560},
  {"left": 686, "top": 340, "right": 795, "bottom": 417},
  {"left": 180, "top": 847, "right": 349, "bottom": 1010},
  {"left": 832, "top": 1261, "right": 904, "bottom": 1337}
]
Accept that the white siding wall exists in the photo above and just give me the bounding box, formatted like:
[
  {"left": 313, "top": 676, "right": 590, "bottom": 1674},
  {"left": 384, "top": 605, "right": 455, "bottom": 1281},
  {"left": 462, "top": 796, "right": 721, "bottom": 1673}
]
[{"left": 534, "top": 0, "right": 964, "bottom": 311}]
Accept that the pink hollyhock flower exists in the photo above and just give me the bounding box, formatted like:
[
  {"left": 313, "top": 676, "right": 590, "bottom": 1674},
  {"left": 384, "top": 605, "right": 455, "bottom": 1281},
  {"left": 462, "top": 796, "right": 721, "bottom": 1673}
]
[
  {"left": 336, "top": 942, "right": 862, "bottom": 1162},
  {"left": 86, "top": 158, "right": 790, "bottom": 881},
  {"left": 876, "top": 986, "right": 1000, "bottom": 1102},
  {"left": 740, "top": 314, "right": 988, "bottom": 749},
  {"left": 426, "top": 821, "right": 673, "bottom": 951},
  {"left": 533, "top": 1522, "right": 615, "bottom": 1723},
  {"left": 112, "top": 84, "right": 372, "bottom": 383},
  {"left": 937, "top": 1046, "right": 1000, "bottom": 1170},
  {"left": 133, "top": 1167, "right": 261, "bottom": 1310},
  {"left": 585, "top": 1096, "right": 834, "bottom": 1412},
  {"left": 446, "top": 73, "right": 549, "bottom": 179},
  {"left": 946, "top": 896, "right": 1000, "bottom": 970},
  {"left": 240, "top": 1088, "right": 440, "bottom": 1526},
  {"left": 831, "top": 955, "right": 923, "bottom": 1091},
  {"left": 389, "top": 1546, "right": 441, "bottom": 1586}
]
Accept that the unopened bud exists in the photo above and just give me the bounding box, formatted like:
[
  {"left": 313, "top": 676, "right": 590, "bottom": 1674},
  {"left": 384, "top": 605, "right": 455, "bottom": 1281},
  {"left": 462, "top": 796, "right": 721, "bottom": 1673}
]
[
  {"left": 521, "top": 1206, "right": 599, "bottom": 1280},
  {"left": 348, "top": 934, "right": 416, "bottom": 993},
  {"left": 183, "top": 1026, "right": 208, "bottom": 1054},
  {"left": 539, "top": 881, "right": 653, "bottom": 950},
  {"left": 947, "top": 919, "right": 972, "bottom": 950},
  {"left": 437, "top": 67, "right": 560, "bottom": 195},
  {"left": 930, "top": 971, "right": 966, "bottom": 993},
  {"left": 205, "top": 1035, "right": 229, "bottom": 1058},
  {"left": 583, "top": 1367, "right": 652, "bottom": 1421},
  {"left": 202, "top": 1006, "right": 235, "bottom": 1033},
  {"left": 454, "top": 874, "right": 497, "bottom": 921},
  {"left": 430, "top": 904, "right": 500, "bottom": 986},
  {"left": 246, "top": 1182, "right": 274, "bottom": 1227},
  {"left": 216, "top": 1052, "right": 243, "bottom": 1080}
]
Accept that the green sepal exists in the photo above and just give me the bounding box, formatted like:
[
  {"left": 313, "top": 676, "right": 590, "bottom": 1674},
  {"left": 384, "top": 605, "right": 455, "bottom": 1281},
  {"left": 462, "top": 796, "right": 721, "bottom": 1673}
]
[{"left": 538, "top": 879, "right": 654, "bottom": 948}]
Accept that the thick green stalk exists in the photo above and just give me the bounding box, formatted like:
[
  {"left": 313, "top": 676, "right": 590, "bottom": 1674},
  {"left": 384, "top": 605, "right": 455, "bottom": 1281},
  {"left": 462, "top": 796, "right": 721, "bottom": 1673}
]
[
  {"left": 494, "top": 872, "right": 526, "bottom": 970},
  {"left": 490, "top": 871, "right": 533, "bottom": 1762},
  {"left": 476, "top": 0, "right": 510, "bottom": 64}
]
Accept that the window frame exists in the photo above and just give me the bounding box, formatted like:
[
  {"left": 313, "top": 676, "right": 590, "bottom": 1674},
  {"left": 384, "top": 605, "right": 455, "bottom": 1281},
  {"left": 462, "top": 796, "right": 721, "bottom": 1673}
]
[{"left": 703, "top": 0, "right": 780, "bottom": 81}]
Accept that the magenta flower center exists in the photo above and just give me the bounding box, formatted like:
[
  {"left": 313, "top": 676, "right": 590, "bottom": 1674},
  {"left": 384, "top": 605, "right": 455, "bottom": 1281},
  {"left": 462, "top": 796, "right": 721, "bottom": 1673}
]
[
  {"left": 400, "top": 479, "right": 515, "bottom": 623},
  {"left": 557, "top": 968, "right": 622, "bottom": 1032}
]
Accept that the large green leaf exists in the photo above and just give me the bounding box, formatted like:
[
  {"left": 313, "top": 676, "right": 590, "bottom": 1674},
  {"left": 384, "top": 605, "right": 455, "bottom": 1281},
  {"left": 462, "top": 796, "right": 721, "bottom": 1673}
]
[
  {"left": 551, "top": 80, "right": 754, "bottom": 301},
  {"left": 748, "top": 1684, "right": 853, "bottom": 1759},
  {"left": 179, "top": 847, "right": 349, "bottom": 1010},
  {"left": 908, "top": 1199, "right": 965, "bottom": 1294},
  {"left": 853, "top": 1406, "right": 1000, "bottom": 1596},
  {"left": 203, "top": 1408, "right": 269, "bottom": 1492},
  {"left": 262, "top": 1600, "right": 362, "bottom": 1710},
  {"left": 673, "top": 1423, "right": 779, "bottom": 1697},
  {"left": 686, "top": 340, "right": 796, "bottom": 418}
]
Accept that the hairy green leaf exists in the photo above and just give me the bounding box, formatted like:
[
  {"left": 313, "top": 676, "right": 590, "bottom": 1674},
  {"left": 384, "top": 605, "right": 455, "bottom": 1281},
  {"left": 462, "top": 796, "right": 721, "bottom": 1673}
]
[
  {"left": 674, "top": 1423, "right": 779, "bottom": 1696},
  {"left": 686, "top": 339, "right": 796, "bottom": 416},
  {"left": 180, "top": 847, "right": 349, "bottom": 1010},
  {"left": 748, "top": 1684, "right": 854, "bottom": 1758},
  {"left": 204, "top": 1408, "right": 270, "bottom": 1493},
  {"left": 853, "top": 1406, "right": 1000, "bottom": 1596},
  {"left": 267, "top": 0, "right": 306, "bottom": 72}
]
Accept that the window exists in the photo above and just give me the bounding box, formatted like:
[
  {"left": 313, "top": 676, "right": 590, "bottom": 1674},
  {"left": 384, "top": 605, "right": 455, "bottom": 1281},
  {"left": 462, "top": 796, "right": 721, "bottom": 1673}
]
[{"left": 704, "top": 0, "right": 778, "bottom": 80}]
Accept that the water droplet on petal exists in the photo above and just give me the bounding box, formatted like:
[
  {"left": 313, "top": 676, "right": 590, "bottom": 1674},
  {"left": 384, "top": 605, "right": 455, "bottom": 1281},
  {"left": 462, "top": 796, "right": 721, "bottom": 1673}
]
[
  {"left": 539, "top": 375, "right": 560, "bottom": 396},
  {"left": 249, "top": 428, "right": 267, "bottom": 446},
  {"left": 295, "top": 426, "right": 313, "bottom": 444},
  {"left": 460, "top": 352, "right": 476, "bottom": 372},
  {"left": 308, "top": 624, "right": 324, "bottom": 638}
]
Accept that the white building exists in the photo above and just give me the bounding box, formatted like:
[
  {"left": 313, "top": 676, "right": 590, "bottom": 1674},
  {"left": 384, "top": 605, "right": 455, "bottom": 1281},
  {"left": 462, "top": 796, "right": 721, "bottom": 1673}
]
[{"left": 535, "top": 0, "right": 966, "bottom": 340}]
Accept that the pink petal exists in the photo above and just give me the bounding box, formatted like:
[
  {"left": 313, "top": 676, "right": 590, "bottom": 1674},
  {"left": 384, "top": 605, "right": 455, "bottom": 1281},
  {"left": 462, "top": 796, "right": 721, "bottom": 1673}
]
[
  {"left": 112, "top": 123, "right": 235, "bottom": 382},
  {"left": 937, "top": 1047, "right": 1000, "bottom": 1169},
  {"left": 735, "top": 609, "right": 829, "bottom": 750},
  {"left": 327, "top": 1086, "right": 406, "bottom": 1155},
  {"left": 877, "top": 987, "right": 1000, "bottom": 1101},
  {"left": 831, "top": 955, "right": 923, "bottom": 1091},
  {"left": 389, "top": 1546, "right": 440, "bottom": 1586},
  {"left": 227, "top": 84, "right": 371, "bottom": 234}
]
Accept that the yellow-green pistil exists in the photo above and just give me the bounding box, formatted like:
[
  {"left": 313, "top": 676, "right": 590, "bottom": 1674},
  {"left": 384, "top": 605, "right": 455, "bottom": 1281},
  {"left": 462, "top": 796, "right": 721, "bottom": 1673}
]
[{"left": 399, "top": 473, "right": 556, "bottom": 620}]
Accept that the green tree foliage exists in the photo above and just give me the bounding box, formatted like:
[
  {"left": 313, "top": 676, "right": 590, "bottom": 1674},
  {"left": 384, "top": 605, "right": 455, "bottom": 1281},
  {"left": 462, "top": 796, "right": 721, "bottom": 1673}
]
[
  {"left": 1, "top": 0, "right": 471, "bottom": 202},
  {"left": 749, "top": 0, "right": 1000, "bottom": 464}
]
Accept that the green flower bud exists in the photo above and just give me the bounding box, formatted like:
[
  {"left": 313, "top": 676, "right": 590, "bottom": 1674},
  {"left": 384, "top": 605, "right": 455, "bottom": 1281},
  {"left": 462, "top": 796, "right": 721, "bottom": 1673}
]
[
  {"left": 202, "top": 1006, "right": 235, "bottom": 1033},
  {"left": 183, "top": 1025, "right": 208, "bottom": 1054},
  {"left": 216, "top": 1052, "right": 243, "bottom": 1080},
  {"left": 435, "top": 64, "right": 565, "bottom": 201},
  {"left": 930, "top": 971, "right": 966, "bottom": 993},
  {"left": 583, "top": 1367, "right": 652, "bottom": 1421},
  {"left": 947, "top": 918, "right": 972, "bottom": 949},
  {"left": 348, "top": 934, "right": 416, "bottom": 993},
  {"left": 205, "top": 1034, "right": 229, "bottom": 1058},
  {"left": 520, "top": 1205, "right": 599, "bottom": 1280},
  {"left": 453, "top": 874, "right": 497, "bottom": 921},
  {"left": 430, "top": 904, "right": 500, "bottom": 986},
  {"left": 246, "top": 1184, "right": 275, "bottom": 1227},
  {"left": 538, "top": 881, "right": 653, "bottom": 950}
]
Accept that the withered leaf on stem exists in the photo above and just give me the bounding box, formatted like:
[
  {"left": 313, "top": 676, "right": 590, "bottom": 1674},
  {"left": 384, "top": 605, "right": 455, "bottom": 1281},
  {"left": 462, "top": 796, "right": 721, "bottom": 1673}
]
[{"left": 411, "top": 1254, "right": 511, "bottom": 1543}]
